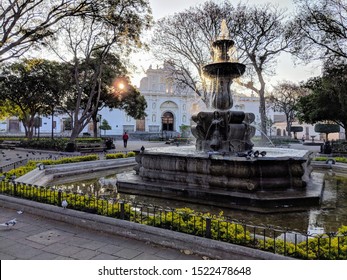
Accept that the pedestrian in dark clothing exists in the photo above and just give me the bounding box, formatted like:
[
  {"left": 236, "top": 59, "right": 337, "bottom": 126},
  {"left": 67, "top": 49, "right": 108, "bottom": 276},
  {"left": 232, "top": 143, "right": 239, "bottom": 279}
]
[{"left": 122, "top": 132, "right": 129, "bottom": 148}]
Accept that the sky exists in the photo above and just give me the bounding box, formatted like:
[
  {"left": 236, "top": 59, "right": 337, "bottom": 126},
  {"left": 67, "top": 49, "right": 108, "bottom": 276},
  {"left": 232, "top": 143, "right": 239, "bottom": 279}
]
[{"left": 130, "top": 0, "right": 321, "bottom": 89}]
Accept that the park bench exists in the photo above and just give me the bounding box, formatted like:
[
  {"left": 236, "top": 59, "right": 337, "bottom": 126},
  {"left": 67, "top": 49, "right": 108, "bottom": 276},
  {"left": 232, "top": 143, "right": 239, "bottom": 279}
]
[
  {"left": 0, "top": 140, "right": 21, "bottom": 150},
  {"left": 76, "top": 143, "right": 105, "bottom": 153}
]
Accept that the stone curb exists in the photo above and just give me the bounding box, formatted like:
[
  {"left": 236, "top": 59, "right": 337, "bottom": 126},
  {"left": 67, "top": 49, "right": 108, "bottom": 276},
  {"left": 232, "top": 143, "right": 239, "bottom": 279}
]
[{"left": 0, "top": 194, "right": 291, "bottom": 260}]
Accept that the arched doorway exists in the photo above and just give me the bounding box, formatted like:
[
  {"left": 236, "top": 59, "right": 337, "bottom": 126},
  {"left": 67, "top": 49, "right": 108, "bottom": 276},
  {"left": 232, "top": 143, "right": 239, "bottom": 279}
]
[{"left": 162, "top": 111, "right": 174, "bottom": 131}]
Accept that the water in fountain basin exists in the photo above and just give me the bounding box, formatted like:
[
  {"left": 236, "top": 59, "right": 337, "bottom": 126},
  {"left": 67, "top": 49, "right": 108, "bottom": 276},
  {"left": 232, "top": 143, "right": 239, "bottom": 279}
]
[{"left": 51, "top": 170, "right": 347, "bottom": 233}]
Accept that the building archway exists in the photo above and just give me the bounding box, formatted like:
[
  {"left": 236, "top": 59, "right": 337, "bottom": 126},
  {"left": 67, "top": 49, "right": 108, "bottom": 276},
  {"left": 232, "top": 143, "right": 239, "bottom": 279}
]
[{"left": 162, "top": 111, "right": 174, "bottom": 131}]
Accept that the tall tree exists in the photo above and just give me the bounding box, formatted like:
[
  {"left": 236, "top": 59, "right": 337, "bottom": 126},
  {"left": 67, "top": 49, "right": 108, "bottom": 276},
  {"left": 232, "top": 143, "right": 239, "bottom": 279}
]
[
  {"left": 46, "top": 0, "right": 152, "bottom": 141},
  {"left": 151, "top": 1, "right": 297, "bottom": 136},
  {"left": 293, "top": 0, "right": 347, "bottom": 62},
  {"left": 269, "top": 81, "right": 308, "bottom": 137},
  {"left": 0, "top": 0, "right": 95, "bottom": 62},
  {"left": 152, "top": 1, "right": 232, "bottom": 101},
  {"left": 0, "top": 59, "right": 70, "bottom": 138},
  {"left": 296, "top": 63, "right": 347, "bottom": 139},
  {"left": 231, "top": 3, "right": 298, "bottom": 137}
]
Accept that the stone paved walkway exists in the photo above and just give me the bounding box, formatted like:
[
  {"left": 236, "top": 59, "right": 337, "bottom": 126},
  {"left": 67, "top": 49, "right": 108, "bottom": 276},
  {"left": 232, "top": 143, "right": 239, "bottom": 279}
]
[{"left": 0, "top": 206, "right": 202, "bottom": 260}]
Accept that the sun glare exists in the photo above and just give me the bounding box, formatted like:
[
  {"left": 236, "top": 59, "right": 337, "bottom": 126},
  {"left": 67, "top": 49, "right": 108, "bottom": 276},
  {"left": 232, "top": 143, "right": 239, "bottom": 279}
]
[{"left": 118, "top": 83, "right": 125, "bottom": 90}]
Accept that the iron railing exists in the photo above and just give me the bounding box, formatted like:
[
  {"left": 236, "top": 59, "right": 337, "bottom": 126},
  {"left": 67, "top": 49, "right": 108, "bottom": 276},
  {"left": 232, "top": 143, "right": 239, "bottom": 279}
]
[{"left": 0, "top": 180, "right": 346, "bottom": 260}]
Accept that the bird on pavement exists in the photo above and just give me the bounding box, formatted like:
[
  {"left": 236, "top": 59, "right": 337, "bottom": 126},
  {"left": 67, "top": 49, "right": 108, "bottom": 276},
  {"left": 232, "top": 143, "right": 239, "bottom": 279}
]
[
  {"left": 0, "top": 218, "right": 17, "bottom": 228},
  {"left": 62, "top": 200, "right": 68, "bottom": 209}
]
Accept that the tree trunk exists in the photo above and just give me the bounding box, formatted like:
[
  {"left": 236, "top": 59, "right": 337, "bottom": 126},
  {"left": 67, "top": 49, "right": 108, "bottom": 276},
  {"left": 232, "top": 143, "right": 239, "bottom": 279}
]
[
  {"left": 92, "top": 114, "right": 98, "bottom": 138},
  {"left": 257, "top": 71, "right": 267, "bottom": 140},
  {"left": 23, "top": 116, "right": 35, "bottom": 140},
  {"left": 259, "top": 90, "right": 267, "bottom": 139},
  {"left": 70, "top": 128, "right": 80, "bottom": 142},
  {"left": 286, "top": 116, "right": 292, "bottom": 138}
]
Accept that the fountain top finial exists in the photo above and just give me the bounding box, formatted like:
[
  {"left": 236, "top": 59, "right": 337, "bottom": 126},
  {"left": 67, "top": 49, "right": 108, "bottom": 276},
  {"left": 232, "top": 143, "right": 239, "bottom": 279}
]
[{"left": 218, "top": 19, "right": 230, "bottom": 39}]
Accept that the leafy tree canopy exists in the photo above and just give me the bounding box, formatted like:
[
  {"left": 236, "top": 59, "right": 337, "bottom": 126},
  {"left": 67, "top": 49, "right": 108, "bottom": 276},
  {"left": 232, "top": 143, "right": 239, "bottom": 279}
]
[
  {"left": 0, "top": 58, "right": 70, "bottom": 138},
  {"left": 296, "top": 62, "right": 347, "bottom": 138}
]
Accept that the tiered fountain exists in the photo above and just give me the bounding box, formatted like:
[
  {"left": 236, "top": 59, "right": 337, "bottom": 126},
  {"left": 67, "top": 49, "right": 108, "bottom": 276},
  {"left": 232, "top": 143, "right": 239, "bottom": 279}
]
[{"left": 117, "top": 20, "right": 322, "bottom": 212}]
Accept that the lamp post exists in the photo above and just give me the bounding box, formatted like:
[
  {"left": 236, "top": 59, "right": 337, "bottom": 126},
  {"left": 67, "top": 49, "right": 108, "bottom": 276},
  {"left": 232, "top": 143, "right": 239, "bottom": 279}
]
[{"left": 97, "top": 114, "right": 102, "bottom": 138}]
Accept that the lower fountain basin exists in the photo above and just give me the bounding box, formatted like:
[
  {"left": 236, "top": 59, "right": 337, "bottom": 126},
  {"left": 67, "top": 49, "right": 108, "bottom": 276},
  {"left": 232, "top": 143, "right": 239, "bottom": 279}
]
[{"left": 117, "top": 146, "right": 323, "bottom": 213}]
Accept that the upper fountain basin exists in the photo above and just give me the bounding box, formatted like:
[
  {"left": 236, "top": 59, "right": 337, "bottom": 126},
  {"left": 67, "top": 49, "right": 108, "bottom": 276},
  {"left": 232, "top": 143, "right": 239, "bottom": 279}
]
[{"left": 203, "top": 62, "right": 246, "bottom": 78}]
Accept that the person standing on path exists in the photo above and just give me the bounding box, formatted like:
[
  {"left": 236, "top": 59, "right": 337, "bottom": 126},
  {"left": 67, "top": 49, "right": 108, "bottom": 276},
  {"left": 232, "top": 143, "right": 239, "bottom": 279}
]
[{"left": 122, "top": 131, "right": 129, "bottom": 148}]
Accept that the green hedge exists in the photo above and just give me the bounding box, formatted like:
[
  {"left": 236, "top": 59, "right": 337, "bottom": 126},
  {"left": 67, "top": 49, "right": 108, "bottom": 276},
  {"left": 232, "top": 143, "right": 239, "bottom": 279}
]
[
  {"left": 314, "top": 156, "right": 347, "bottom": 163},
  {"left": 0, "top": 137, "right": 103, "bottom": 151},
  {"left": 105, "top": 152, "right": 135, "bottom": 159}
]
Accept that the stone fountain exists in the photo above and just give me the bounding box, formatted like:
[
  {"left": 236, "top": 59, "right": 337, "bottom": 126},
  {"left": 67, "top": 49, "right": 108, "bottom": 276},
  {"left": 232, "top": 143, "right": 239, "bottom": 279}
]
[{"left": 117, "top": 20, "right": 323, "bottom": 213}]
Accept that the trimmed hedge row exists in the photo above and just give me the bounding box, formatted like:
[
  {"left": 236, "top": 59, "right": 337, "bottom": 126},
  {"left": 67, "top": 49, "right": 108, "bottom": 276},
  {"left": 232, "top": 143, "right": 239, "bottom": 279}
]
[
  {"left": 105, "top": 151, "right": 136, "bottom": 159},
  {"left": 0, "top": 137, "right": 103, "bottom": 151},
  {"left": 314, "top": 156, "right": 347, "bottom": 163}
]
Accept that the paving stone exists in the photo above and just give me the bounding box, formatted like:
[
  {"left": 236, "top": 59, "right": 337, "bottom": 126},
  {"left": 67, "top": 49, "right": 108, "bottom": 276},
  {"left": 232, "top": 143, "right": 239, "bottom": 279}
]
[
  {"left": 91, "top": 253, "right": 121, "bottom": 260},
  {"left": 64, "top": 236, "right": 92, "bottom": 246},
  {"left": 0, "top": 252, "right": 16, "bottom": 259},
  {"left": 78, "top": 240, "right": 107, "bottom": 250},
  {"left": 0, "top": 237, "right": 17, "bottom": 249},
  {"left": 97, "top": 244, "right": 123, "bottom": 255},
  {"left": 132, "top": 252, "right": 165, "bottom": 260},
  {"left": 71, "top": 248, "right": 100, "bottom": 260},
  {"left": 26, "top": 229, "right": 71, "bottom": 245},
  {"left": 154, "top": 248, "right": 189, "bottom": 260},
  {"left": 54, "top": 255, "right": 76, "bottom": 260},
  {"left": 30, "top": 252, "right": 61, "bottom": 260},
  {"left": 42, "top": 242, "right": 69, "bottom": 253},
  {"left": 1, "top": 229, "right": 30, "bottom": 240},
  {"left": 113, "top": 248, "right": 142, "bottom": 259},
  {"left": 56, "top": 245, "right": 84, "bottom": 257},
  {"left": 1, "top": 243, "right": 43, "bottom": 259},
  {"left": 16, "top": 238, "right": 46, "bottom": 249}
]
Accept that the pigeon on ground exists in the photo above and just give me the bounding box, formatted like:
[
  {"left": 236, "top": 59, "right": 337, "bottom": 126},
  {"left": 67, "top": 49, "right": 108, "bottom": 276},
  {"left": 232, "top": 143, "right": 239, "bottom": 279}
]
[
  {"left": 253, "top": 150, "right": 260, "bottom": 158},
  {"left": 61, "top": 200, "right": 68, "bottom": 209},
  {"left": 260, "top": 151, "right": 267, "bottom": 157},
  {"left": 140, "top": 146, "right": 145, "bottom": 153},
  {"left": 0, "top": 218, "right": 17, "bottom": 227}
]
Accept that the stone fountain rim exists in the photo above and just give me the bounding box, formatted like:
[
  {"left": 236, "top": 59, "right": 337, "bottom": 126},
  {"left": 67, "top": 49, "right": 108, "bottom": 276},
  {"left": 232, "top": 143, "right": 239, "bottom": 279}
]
[{"left": 141, "top": 146, "right": 310, "bottom": 161}]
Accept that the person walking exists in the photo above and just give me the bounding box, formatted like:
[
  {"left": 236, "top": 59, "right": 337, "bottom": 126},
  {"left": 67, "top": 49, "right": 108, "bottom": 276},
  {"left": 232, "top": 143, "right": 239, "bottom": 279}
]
[{"left": 122, "top": 131, "right": 129, "bottom": 148}]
